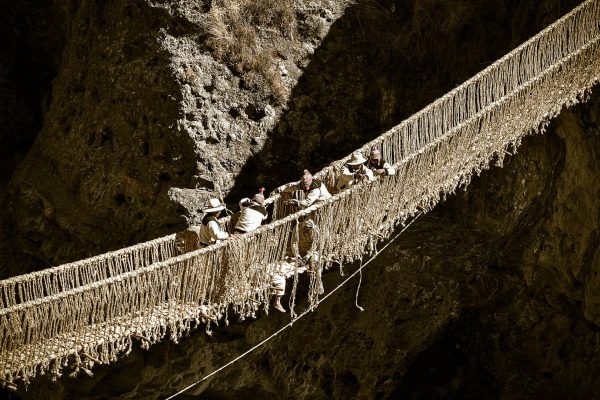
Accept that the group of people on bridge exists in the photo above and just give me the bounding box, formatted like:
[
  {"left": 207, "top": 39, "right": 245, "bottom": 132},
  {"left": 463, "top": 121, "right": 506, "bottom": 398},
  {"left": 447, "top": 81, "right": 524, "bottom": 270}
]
[{"left": 178, "top": 146, "right": 395, "bottom": 312}]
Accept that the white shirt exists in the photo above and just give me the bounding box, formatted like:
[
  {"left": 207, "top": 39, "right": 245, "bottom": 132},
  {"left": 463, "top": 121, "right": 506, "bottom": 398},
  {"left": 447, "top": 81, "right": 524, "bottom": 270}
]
[
  {"left": 198, "top": 216, "right": 229, "bottom": 245},
  {"left": 367, "top": 158, "right": 396, "bottom": 176},
  {"left": 235, "top": 198, "right": 268, "bottom": 233},
  {"left": 282, "top": 181, "right": 332, "bottom": 208},
  {"left": 336, "top": 164, "right": 374, "bottom": 190}
]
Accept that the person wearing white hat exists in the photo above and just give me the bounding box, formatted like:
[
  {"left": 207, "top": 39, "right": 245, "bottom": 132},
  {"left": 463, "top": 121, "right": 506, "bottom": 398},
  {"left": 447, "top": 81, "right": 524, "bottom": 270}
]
[
  {"left": 198, "top": 198, "right": 230, "bottom": 245},
  {"left": 336, "top": 151, "right": 374, "bottom": 190},
  {"left": 234, "top": 188, "right": 269, "bottom": 234},
  {"left": 367, "top": 146, "right": 396, "bottom": 176}
]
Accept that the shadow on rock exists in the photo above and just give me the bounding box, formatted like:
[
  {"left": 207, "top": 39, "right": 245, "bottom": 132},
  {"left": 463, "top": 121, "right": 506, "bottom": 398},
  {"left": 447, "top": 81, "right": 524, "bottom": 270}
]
[{"left": 225, "top": 0, "right": 581, "bottom": 202}]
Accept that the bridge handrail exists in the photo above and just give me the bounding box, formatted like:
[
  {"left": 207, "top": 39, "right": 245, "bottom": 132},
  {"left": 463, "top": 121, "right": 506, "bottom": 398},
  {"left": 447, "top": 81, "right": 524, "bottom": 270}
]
[
  {"left": 0, "top": 234, "right": 178, "bottom": 308},
  {"left": 1, "top": 0, "right": 597, "bottom": 308},
  {"left": 0, "top": 0, "right": 598, "bottom": 385}
]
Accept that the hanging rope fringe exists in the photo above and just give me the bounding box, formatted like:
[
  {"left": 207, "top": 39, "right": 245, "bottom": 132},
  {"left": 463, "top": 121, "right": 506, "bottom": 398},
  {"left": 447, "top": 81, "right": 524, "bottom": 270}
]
[
  {"left": 165, "top": 213, "right": 422, "bottom": 400},
  {"left": 0, "top": 0, "right": 599, "bottom": 387}
]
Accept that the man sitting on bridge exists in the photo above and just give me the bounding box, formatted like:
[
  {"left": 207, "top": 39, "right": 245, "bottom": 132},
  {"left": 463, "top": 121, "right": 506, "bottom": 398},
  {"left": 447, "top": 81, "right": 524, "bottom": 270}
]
[
  {"left": 271, "top": 215, "right": 323, "bottom": 313},
  {"left": 336, "top": 152, "right": 374, "bottom": 190},
  {"left": 234, "top": 188, "right": 268, "bottom": 234},
  {"left": 198, "top": 198, "right": 230, "bottom": 245},
  {"left": 279, "top": 169, "right": 332, "bottom": 209},
  {"left": 366, "top": 146, "right": 396, "bottom": 176}
]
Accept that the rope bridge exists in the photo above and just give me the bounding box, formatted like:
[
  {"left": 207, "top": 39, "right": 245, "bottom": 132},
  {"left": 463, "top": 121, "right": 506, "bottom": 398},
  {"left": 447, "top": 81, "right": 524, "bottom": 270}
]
[{"left": 1, "top": 0, "right": 599, "bottom": 389}]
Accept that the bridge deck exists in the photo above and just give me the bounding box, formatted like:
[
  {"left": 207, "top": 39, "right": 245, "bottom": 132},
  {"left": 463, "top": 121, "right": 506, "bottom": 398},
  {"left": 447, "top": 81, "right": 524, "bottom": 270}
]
[{"left": 0, "top": 262, "right": 304, "bottom": 381}]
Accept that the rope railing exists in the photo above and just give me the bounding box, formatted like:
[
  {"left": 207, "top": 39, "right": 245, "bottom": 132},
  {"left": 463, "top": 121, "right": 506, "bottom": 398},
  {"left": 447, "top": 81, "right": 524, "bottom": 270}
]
[
  {"left": 351, "top": 0, "right": 599, "bottom": 166},
  {"left": 2, "top": 0, "right": 597, "bottom": 307},
  {"left": 0, "top": 234, "right": 178, "bottom": 309},
  {"left": 0, "top": 0, "right": 599, "bottom": 387}
]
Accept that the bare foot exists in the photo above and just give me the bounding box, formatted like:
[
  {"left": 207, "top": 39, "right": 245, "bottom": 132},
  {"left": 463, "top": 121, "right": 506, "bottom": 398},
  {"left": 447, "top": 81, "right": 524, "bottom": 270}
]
[
  {"left": 273, "top": 303, "right": 286, "bottom": 313},
  {"left": 272, "top": 297, "right": 286, "bottom": 313}
]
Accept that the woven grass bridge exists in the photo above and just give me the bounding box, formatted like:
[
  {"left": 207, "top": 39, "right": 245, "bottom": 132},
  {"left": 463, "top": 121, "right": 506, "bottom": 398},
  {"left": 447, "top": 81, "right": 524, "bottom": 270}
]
[{"left": 1, "top": 0, "right": 600, "bottom": 389}]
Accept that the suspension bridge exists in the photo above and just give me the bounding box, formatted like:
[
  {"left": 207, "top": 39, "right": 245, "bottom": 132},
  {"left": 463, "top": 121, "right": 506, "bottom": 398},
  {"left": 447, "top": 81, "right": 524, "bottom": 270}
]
[{"left": 1, "top": 0, "right": 599, "bottom": 390}]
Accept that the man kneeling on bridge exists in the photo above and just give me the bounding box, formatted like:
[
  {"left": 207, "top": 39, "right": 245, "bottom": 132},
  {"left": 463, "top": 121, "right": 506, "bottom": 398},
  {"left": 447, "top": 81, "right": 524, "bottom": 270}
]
[
  {"left": 279, "top": 169, "right": 332, "bottom": 209},
  {"left": 336, "top": 152, "right": 374, "bottom": 190},
  {"left": 366, "top": 146, "right": 395, "bottom": 176}
]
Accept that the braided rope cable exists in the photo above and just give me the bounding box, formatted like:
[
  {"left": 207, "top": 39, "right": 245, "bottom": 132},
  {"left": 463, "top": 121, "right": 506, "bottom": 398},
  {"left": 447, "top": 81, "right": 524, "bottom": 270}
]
[
  {"left": 165, "top": 214, "right": 421, "bottom": 400},
  {"left": 0, "top": 0, "right": 598, "bottom": 386}
]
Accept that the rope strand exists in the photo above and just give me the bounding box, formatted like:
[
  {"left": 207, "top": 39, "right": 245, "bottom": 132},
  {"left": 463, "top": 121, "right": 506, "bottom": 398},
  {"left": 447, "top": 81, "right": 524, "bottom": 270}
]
[
  {"left": 165, "top": 214, "right": 421, "bottom": 400},
  {"left": 0, "top": 0, "right": 599, "bottom": 386}
]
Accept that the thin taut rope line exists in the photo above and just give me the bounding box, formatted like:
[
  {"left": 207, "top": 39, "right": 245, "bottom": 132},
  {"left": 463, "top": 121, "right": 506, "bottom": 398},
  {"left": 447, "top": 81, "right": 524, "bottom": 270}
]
[{"left": 164, "top": 213, "right": 422, "bottom": 400}]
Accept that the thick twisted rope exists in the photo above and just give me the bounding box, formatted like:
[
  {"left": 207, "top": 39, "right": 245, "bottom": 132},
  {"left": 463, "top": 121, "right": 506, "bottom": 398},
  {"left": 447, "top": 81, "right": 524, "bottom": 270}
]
[
  {"left": 0, "top": 0, "right": 599, "bottom": 387},
  {"left": 165, "top": 214, "right": 421, "bottom": 400}
]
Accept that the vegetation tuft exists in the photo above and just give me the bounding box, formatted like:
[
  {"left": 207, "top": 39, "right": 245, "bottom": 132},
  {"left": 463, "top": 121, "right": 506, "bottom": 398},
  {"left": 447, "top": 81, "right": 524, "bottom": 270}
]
[{"left": 205, "top": 0, "right": 297, "bottom": 103}]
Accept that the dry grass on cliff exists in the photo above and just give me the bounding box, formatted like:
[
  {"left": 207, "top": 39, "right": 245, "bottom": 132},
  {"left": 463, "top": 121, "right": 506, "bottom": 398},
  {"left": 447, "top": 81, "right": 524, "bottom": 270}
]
[{"left": 205, "top": 0, "right": 296, "bottom": 102}]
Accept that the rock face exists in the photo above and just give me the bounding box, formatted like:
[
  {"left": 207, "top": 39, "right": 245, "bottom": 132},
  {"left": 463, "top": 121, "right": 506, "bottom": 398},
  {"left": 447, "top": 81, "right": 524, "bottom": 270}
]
[
  {"left": 227, "top": 0, "right": 584, "bottom": 197},
  {"left": 0, "top": 0, "right": 581, "bottom": 276},
  {"left": 427, "top": 89, "right": 600, "bottom": 399},
  {"left": 0, "top": 0, "right": 67, "bottom": 192},
  {"left": 0, "top": 0, "right": 351, "bottom": 276},
  {"left": 13, "top": 88, "right": 600, "bottom": 399},
  {"left": 0, "top": 1, "right": 201, "bottom": 273},
  {"left": 3, "top": 0, "right": 600, "bottom": 399}
]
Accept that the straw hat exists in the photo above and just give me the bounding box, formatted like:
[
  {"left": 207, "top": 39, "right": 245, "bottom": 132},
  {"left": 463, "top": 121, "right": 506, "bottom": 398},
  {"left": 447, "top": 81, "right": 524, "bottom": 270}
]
[
  {"left": 203, "top": 198, "right": 225, "bottom": 213},
  {"left": 347, "top": 152, "right": 367, "bottom": 165}
]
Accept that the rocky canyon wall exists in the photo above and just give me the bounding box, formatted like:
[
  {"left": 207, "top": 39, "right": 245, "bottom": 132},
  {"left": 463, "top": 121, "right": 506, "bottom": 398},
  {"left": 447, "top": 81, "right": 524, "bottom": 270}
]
[
  {"left": 0, "top": 0, "right": 581, "bottom": 276},
  {"left": 2, "top": 0, "right": 599, "bottom": 399}
]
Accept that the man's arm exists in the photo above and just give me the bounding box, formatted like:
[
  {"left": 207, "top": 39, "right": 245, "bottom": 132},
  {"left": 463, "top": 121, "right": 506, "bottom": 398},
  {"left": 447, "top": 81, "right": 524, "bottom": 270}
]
[
  {"left": 298, "top": 187, "right": 320, "bottom": 207},
  {"left": 318, "top": 183, "right": 332, "bottom": 200},
  {"left": 280, "top": 182, "right": 299, "bottom": 193},
  {"left": 208, "top": 220, "right": 229, "bottom": 240},
  {"left": 382, "top": 161, "right": 396, "bottom": 176},
  {"left": 336, "top": 166, "right": 354, "bottom": 190}
]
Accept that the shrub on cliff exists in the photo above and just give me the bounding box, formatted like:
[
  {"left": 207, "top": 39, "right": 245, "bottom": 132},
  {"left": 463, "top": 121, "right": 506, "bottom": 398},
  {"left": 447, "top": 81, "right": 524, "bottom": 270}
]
[{"left": 205, "top": 0, "right": 296, "bottom": 103}]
